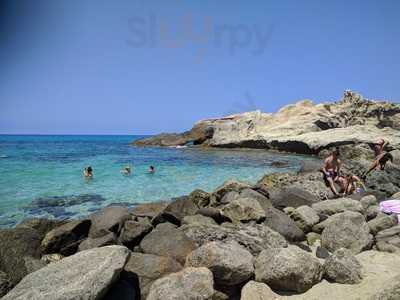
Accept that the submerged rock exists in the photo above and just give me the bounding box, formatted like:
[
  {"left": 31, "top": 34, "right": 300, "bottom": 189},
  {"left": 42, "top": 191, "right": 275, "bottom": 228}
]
[
  {"left": 146, "top": 267, "right": 215, "bottom": 300},
  {"left": 3, "top": 245, "right": 130, "bottom": 300}
]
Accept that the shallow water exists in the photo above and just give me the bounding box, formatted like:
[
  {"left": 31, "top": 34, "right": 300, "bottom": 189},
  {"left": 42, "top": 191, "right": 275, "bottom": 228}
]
[{"left": 0, "top": 135, "right": 312, "bottom": 227}]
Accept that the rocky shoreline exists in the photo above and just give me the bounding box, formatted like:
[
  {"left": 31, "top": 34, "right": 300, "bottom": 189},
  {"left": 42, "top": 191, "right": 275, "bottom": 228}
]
[{"left": 1, "top": 90, "right": 400, "bottom": 299}]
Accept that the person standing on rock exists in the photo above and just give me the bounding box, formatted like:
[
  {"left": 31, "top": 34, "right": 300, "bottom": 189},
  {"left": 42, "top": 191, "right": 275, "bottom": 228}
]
[
  {"left": 363, "top": 138, "right": 393, "bottom": 179},
  {"left": 322, "top": 148, "right": 342, "bottom": 196}
]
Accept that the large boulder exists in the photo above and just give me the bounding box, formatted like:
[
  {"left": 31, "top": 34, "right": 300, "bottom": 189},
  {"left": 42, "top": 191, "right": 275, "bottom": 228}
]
[
  {"left": 153, "top": 196, "right": 198, "bottom": 225},
  {"left": 222, "top": 197, "right": 266, "bottom": 223},
  {"left": 181, "top": 223, "right": 287, "bottom": 256},
  {"left": 240, "top": 281, "right": 280, "bottom": 300},
  {"left": 264, "top": 207, "right": 305, "bottom": 242},
  {"left": 311, "top": 198, "right": 364, "bottom": 216},
  {"left": 41, "top": 219, "right": 91, "bottom": 255},
  {"left": 182, "top": 214, "right": 217, "bottom": 226},
  {"left": 254, "top": 246, "right": 323, "bottom": 293},
  {"left": 185, "top": 241, "right": 254, "bottom": 286},
  {"left": 140, "top": 223, "right": 197, "bottom": 264},
  {"left": 88, "top": 206, "right": 130, "bottom": 237},
  {"left": 240, "top": 188, "right": 273, "bottom": 211},
  {"left": 189, "top": 189, "right": 210, "bottom": 208},
  {"left": 124, "top": 252, "right": 182, "bottom": 299},
  {"left": 146, "top": 267, "right": 215, "bottom": 300},
  {"left": 269, "top": 186, "right": 320, "bottom": 209},
  {"left": 370, "top": 274, "right": 400, "bottom": 300},
  {"left": 289, "top": 205, "right": 320, "bottom": 233},
  {"left": 0, "top": 227, "right": 41, "bottom": 285},
  {"left": 119, "top": 219, "right": 153, "bottom": 248},
  {"left": 321, "top": 211, "right": 372, "bottom": 254},
  {"left": 211, "top": 179, "right": 252, "bottom": 204},
  {"left": 323, "top": 248, "right": 363, "bottom": 284},
  {"left": 3, "top": 245, "right": 130, "bottom": 300},
  {"left": 368, "top": 214, "right": 397, "bottom": 235},
  {"left": 78, "top": 232, "right": 118, "bottom": 251},
  {"left": 130, "top": 202, "right": 168, "bottom": 219}
]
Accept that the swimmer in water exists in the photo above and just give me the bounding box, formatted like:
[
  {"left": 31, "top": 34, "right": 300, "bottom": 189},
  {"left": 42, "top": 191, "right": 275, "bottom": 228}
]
[
  {"left": 148, "top": 165, "right": 155, "bottom": 174},
  {"left": 83, "top": 166, "right": 93, "bottom": 178},
  {"left": 121, "top": 165, "right": 132, "bottom": 176}
]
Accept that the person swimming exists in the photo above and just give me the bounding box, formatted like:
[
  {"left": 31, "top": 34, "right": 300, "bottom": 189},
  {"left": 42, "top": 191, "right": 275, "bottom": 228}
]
[
  {"left": 148, "top": 165, "right": 155, "bottom": 174},
  {"left": 121, "top": 165, "right": 132, "bottom": 176},
  {"left": 83, "top": 166, "right": 93, "bottom": 178}
]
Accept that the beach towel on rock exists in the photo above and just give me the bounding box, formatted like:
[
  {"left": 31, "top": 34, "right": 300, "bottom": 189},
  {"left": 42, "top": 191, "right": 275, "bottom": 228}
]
[{"left": 380, "top": 200, "right": 400, "bottom": 223}]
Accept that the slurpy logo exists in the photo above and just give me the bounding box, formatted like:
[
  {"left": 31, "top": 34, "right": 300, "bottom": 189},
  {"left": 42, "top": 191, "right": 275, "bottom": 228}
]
[{"left": 127, "top": 12, "right": 273, "bottom": 60}]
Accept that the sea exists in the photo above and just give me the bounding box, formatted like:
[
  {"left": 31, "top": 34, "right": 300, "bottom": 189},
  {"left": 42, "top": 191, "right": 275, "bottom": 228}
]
[{"left": 0, "top": 135, "right": 311, "bottom": 228}]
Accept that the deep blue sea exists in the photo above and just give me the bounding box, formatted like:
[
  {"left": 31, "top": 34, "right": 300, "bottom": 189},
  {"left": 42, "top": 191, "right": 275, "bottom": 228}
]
[{"left": 0, "top": 135, "right": 309, "bottom": 227}]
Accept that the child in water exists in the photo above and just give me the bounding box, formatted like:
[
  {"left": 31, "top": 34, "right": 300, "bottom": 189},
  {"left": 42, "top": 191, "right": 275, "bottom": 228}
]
[
  {"left": 83, "top": 166, "right": 93, "bottom": 178},
  {"left": 121, "top": 165, "right": 132, "bottom": 176}
]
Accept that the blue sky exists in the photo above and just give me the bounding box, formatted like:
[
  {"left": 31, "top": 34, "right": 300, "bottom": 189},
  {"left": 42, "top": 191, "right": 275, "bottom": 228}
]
[{"left": 0, "top": 0, "right": 399, "bottom": 134}]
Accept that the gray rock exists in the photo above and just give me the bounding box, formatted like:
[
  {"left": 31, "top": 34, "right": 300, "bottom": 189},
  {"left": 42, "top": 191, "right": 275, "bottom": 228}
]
[
  {"left": 41, "top": 253, "right": 64, "bottom": 264},
  {"left": 140, "top": 222, "right": 196, "bottom": 264},
  {"left": 240, "top": 188, "right": 273, "bottom": 211},
  {"left": 360, "top": 195, "right": 378, "bottom": 211},
  {"left": 181, "top": 223, "right": 287, "bottom": 256},
  {"left": 130, "top": 202, "right": 168, "bottom": 218},
  {"left": 375, "top": 225, "right": 400, "bottom": 251},
  {"left": 212, "top": 179, "right": 252, "bottom": 203},
  {"left": 182, "top": 214, "right": 217, "bottom": 226},
  {"left": 220, "top": 191, "right": 240, "bottom": 205},
  {"left": 88, "top": 206, "right": 130, "bottom": 237},
  {"left": 185, "top": 241, "right": 254, "bottom": 286},
  {"left": 316, "top": 246, "right": 330, "bottom": 259},
  {"left": 119, "top": 219, "right": 152, "bottom": 248},
  {"left": 240, "top": 281, "right": 280, "bottom": 300},
  {"left": 269, "top": 186, "right": 319, "bottom": 209},
  {"left": 189, "top": 189, "right": 210, "bottom": 208},
  {"left": 146, "top": 267, "right": 215, "bottom": 300},
  {"left": 41, "top": 219, "right": 91, "bottom": 256},
  {"left": 323, "top": 248, "right": 363, "bottom": 284},
  {"left": 0, "top": 271, "right": 13, "bottom": 298},
  {"left": 365, "top": 205, "right": 380, "bottom": 220},
  {"left": 124, "top": 252, "right": 182, "bottom": 299},
  {"left": 0, "top": 227, "right": 41, "bottom": 285},
  {"left": 196, "top": 207, "right": 228, "bottom": 224},
  {"left": 321, "top": 211, "right": 372, "bottom": 254},
  {"left": 78, "top": 232, "right": 118, "bottom": 251},
  {"left": 222, "top": 197, "right": 266, "bottom": 223},
  {"left": 312, "top": 217, "right": 333, "bottom": 234},
  {"left": 153, "top": 196, "right": 198, "bottom": 225},
  {"left": 368, "top": 214, "right": 398, "bottom": 235},
  {"left": 391, "top": 191, "right": 400, "bottom": 199},
  {"left": 3, "top": 245, "right": 130, "bottom": 300},
  {"left": 375, "top": 225, "right": 400, "bottom": 242},
  {"left": 312, "top": 198, "right": 364, "bottom": 216},
  {"left": 290, "top": 205, "right": 320, "bottom": 232},
  {"left": 254, "top": 246, "right": 323, "bottom": 293},
  {"left": 16, "top": 218, "right": 67, "bottom": 240},
  {"left": 264, "top": 207, "right": 305, "bottom": 242}
]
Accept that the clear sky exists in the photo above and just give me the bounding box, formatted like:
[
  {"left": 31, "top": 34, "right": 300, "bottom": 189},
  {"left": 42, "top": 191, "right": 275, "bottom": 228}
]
[{"left": 0, "top": 0, "right": 399, "bottom": 135}]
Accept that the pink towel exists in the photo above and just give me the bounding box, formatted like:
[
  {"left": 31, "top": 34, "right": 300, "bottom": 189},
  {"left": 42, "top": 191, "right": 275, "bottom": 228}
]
[{"left": 380, "top": 199, "right": 400, "bottom": 223}]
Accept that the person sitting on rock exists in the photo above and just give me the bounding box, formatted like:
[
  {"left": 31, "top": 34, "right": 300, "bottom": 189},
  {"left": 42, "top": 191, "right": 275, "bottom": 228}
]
[
  {"left": 342, "top": 173, "right": 367, "bottom": 196},
  {"left": 362, "top": 138, "right": 393, "bottom": 179},
  {"left": 83, "top": 166, "right": 93, "bottom": 178},
  {"left": 322, "top": 148, "right": 342, "bottom": 196}
]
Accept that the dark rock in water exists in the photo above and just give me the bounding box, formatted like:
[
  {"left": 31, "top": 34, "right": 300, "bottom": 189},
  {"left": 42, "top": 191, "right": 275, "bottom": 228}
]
[
  {"left": 271, "top": 161, "right": 290, "bottom": 168},
  {"left": 152, "top": 196, "right": 198, "bottom": 226},
  {"left": 16, "top": 218, "right": 67, "bottom": 240},
  {"left": 140, "top": 223, "right": 197, "bottom": 264},
  {"left": 103, "top": 270, "right": 139, "bottom": 300},
  {"left": 78, "top": 232, "right": 119, "bottom": 251},
  {"left": 316, "top": 246, "right": 330, "bottom": 259},
  {"left": 0, "top": 271, "right": 12, "bottom": 298},
  {"left": 88, "top": 206, "right": 130, "bottom": 238},
  {"left": 124, "top": 252, "right": 182, "bottom": 299},
  {"left": 41, "top": 219, "right": 92, "bottom": 256},
  {"left": 0, "top": 227, "right": 42, "bottom": 285},
  {"left": 263, "top": 207, "right": 305, "bottom": 242},
  {"left": 119, "top": 219, "right": 153, "bottom": 249}
]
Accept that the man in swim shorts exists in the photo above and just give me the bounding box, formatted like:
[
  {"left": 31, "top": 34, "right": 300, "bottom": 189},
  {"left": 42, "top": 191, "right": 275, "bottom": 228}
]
[{"left": 322, "top": 148, "right": 342, "bottom": 196}]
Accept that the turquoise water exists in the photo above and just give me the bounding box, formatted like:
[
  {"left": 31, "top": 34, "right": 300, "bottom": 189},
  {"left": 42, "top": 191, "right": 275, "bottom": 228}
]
[{"left": 0, "top": 135, "right": 306, "bottom": 227}]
